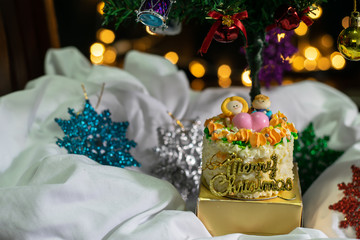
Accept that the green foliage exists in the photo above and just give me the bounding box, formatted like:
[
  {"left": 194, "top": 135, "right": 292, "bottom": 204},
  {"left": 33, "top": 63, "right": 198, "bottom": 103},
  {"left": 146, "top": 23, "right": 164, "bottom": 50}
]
[
  {"left": 102, "top": 0, "right": 326, "bottom": 29},
  {"left": 293, "top": 123, "right": 343, "bottom": 193},
  {"left": 204, "top": 127, "right": 211, "bottom": 139},
  {"left": 102, "top": 0, "right": 141, "bottom": 28},
  {"left": 232, "top": 140, "right": 249, "bottom": 149}
]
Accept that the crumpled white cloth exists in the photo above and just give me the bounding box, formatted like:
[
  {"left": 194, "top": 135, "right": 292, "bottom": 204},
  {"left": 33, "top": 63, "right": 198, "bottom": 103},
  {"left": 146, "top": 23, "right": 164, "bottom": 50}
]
[{"left": 0, "top": 47, "right": 359, "bottom": 239}]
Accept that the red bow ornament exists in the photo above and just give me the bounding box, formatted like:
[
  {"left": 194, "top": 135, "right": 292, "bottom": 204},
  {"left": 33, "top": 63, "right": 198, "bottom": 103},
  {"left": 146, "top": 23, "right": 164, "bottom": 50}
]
[
  {"left": 199, "top": 11, "right": 248, "bottom": 55},
  {"left": 267, "top": 5, "right": 313, "bottom": 31}
]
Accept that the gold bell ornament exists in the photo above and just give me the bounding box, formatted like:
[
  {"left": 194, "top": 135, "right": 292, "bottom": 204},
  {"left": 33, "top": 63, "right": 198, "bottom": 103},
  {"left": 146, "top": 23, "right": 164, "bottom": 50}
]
[{"left": 338, "top": 0, "right": 360, "bottom": 61}]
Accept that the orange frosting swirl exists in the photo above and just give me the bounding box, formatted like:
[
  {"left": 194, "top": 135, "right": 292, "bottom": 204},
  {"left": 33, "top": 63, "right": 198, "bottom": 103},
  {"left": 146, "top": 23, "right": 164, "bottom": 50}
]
[
  {"left": 226, "top": 129, "right": 251, "bottom": 143},
  {"left": 249, "top": 132, "right": 267, "bottom": 148},
  {"left": 261, "top": 127, "right": 282, "bottom": 145},
  {"left": 207, "top": 121, "right": 225, "bottom": 134},
  {"left": 272, "top": 111, "right": 288, "bottom": 121},
  {"left": 269, "top": 117, "right": 286, "bottom": 127},
  {"left": 236, "top": 129, "right": 251, "bottom": 142},
  {"left": 287, "top": 122, "right": 297, "bottom": 133},
  {"left": 226, "top": 133, "right": 237, "bottom": 143},
  {"left": 211, "top": 130, "right": 228, "bottom": 141}
]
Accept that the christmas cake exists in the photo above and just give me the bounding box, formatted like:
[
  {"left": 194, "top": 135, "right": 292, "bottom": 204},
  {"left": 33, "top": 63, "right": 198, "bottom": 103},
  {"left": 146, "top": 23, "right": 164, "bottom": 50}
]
[{"left": 201, "top": 95, "right": 298, "bottom": 199}]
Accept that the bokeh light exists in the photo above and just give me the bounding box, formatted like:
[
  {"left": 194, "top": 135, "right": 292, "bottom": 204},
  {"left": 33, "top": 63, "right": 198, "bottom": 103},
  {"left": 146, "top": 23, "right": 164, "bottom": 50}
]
[
  {"left": 308, "top": 5, "right": 322, "bottom": 19},
  {"left": 292, "top": 55, "right": 305, "bottom": 71},
  {"left": 218, "top": 64, "right": 232, "bottom": 78},
  {"left": 241, "top": 69, "right": 252, "bottom": 87},
  {"left": 133, "top": 37, "right": 152, "bottom": 51},
  {"left": 97, "top": 2, "right": 105, "bottom": 15},
  {"left": 294, "top": 22, "right": 308, "bottom": 36},
  {"left": 304, "top": 59, "right": 317, "bottom": 71},
  {"left": 103, "top": 47, "right": 117, "bottom": 64},
  {"left": 90, "top": 42, "right": 105, "bottom": 57},
  {"left": 90, "top": 54, "right": 103, "bottom": 64},
  {"left": 318, "top": 57, "right": 331, "bottom": 71},
  {"left": 320, "top": 34, "right": 334, "bottom": 48},
  {"left": 189, "top": 61, "right": 206, "bottom": 78},
  {"left": 218, "top": 77, "right": 232, "bottom": 88},
  {"left": 164, "top": 51, "right": 179, "bottom": 64},
  {"left": 191, "top": 79, "right": 205, "bottom": 91},
  {"left": 331, "top": 52, "right": 346, "bottom": 70},
  {"left": 304, "top": 46, "right": 320, "bottom": 60},
  {"left": 97, "top": 28, "right": 116, "bottom": 44}
]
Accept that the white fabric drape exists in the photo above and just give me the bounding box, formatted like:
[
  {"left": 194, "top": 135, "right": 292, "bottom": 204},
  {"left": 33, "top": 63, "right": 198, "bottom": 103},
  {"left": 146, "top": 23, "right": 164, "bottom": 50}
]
[{"left": 0, "top": 47, "right": 359, "bottom": 239}]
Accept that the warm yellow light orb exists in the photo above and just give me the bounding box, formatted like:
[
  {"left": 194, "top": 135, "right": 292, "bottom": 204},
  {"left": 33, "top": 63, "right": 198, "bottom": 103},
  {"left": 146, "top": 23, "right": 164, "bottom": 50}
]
[
  {"left": 294, "top": 22, "right": 308, "bottom": 36},
  {"left": 103, "top": 47, "right": 117, "bottom": 64},
  {"left": 90, "top": 54, "right": 103, "bottom": 65},
  {"left": 304, "top": 46, "right": 320, "bottom": 60},
  {"left": 218, "top": 77, "right": 232, "bottom": 88},
  {"left": 218, "top": 64, "right": 232, "bottom": 78},
  {"left": 320, "top": 34, "right": 334, "bottom": 48},
  {"left": 304, "top": 59, "right": 317, "bottom": 71},
  {"left": 331, "top": 53, "right": 346, "bottom": 69},
  {"left": 189, "top": 61, "right": 206, "bottom": 78},
  {"left": 97, "top": 2, "right": 105, "bottom": 15},
  {"left": 164, "top": 51, "right": 179, "bottom": 64},
  {"left": 292, "top": 55, "right": 305, "bottom": 71},
  {"left": 97, "top": 28, "right": 116, "bottom": 44},
  {"left": 308, "top": 5, "right": 322, "bottom": 19},
  {"left": 241, "top": 69, "right": 252, "bottom": 87},
  {"left": 191, "top": 79, "right": 205, "bottom": 91},
  {"left": 318, "top": 57, "right": 331, "bottom": 71},
  {"left": 90, "top": 43, "right": 105, "bottom": 57}
]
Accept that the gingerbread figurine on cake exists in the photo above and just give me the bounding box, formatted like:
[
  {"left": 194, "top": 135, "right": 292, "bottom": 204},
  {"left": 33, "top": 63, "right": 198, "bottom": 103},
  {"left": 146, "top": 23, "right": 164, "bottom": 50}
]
[{"left": 250, "top": 94, "right": 273, "bottom": 119}]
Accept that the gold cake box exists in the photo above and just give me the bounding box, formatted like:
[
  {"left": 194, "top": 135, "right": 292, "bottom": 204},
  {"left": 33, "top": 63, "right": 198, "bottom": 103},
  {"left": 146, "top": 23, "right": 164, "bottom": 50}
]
[{"left": 196, "top": 164, "right": 302, "bottom": 236}]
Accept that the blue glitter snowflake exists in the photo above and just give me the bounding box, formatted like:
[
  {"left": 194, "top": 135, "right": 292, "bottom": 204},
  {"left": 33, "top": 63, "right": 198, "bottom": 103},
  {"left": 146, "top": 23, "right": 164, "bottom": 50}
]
[{"left": 55, "top": 99, "right": 140, "bottom": 168}]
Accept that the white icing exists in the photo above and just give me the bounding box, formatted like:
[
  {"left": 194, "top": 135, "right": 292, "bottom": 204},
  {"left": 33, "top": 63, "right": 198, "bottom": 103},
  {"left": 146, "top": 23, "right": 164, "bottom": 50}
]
[{"left": 202, "top": 136, "right": 294, "bottom": 199}]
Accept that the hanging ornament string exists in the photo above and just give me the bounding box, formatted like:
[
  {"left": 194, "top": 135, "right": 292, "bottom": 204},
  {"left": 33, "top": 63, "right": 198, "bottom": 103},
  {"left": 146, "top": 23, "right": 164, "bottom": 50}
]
[
  {"left": 199, "top": 10, "right": 248, "bottom": 55},
  {"left": 355, "top": 0, "right": 357, "bottom": 12},
  {"left": 95, "top": 83, "right": 105, "bottom": 110},
  {"left": 167, "top": 111, "right": 184, "bottom": 130},
  {"left": 81, "top": 84, "right": 89, "bottom": 100}
]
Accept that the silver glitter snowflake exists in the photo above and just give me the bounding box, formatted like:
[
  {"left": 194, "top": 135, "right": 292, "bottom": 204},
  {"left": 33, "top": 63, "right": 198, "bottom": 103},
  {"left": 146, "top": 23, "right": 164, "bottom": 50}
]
[{"left": 152, "top": 118, "right": 203, "bottom": 210}]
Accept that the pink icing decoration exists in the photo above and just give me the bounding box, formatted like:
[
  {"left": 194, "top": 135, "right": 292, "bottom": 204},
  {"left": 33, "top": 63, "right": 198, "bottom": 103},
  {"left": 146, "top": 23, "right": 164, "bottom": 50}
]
[{"left": 233, "top": 112, "right": 269, "bottom": 132}]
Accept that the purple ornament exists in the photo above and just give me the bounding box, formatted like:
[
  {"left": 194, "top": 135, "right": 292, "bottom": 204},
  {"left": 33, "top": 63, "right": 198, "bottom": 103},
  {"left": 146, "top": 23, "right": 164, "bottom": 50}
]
[
  {"left": 259, "top": 28, "right": 297, "bottom": 88},
  {"left": 136, "top": 0, "right": 174, "bottom": 28}
]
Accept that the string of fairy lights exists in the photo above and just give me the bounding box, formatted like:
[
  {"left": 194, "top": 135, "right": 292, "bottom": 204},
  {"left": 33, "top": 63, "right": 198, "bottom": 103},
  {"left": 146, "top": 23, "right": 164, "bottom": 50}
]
[{"left": 90, "top": 2, "right": 347, "bottom": 91}]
